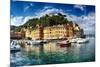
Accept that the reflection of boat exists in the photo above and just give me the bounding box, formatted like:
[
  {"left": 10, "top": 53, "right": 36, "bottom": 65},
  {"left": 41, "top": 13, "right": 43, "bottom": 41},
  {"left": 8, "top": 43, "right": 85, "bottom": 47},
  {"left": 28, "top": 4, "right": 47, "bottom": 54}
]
[
  {"left": 77, "top": 38, "right": 89, "bottom": 44},
  {"left": 57, "top": 40, "right": 71, "bottom": 47},
  {"left": 10, "top": 41, "right": 21, "bottom": 53}
]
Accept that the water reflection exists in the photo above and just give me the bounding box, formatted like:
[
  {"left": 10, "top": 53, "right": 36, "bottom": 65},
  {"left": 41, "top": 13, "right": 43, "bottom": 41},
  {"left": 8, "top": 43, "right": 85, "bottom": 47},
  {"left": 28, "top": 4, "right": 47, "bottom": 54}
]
[{"left": 10, "top": 37, "right": 95, "bottom": 66}]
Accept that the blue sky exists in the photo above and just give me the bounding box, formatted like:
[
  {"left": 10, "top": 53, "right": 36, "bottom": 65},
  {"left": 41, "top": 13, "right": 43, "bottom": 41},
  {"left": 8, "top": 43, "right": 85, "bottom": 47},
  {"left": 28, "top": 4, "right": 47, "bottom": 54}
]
[{"left": 11, "top": 0, "right": 95, "bottom": 34}]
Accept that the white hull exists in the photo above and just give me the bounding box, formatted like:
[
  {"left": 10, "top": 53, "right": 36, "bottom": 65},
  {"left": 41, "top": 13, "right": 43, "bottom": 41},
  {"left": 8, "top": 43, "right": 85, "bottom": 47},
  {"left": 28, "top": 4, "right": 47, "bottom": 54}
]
[
  {"left": 10, "top": 40, "right": 21, "bottom": 51},
  {"left": 70, "top": 38, "right": 89, "bottom": 44},
  {"left": 77, "top": 38, "right": 89, "bottom": 43}
]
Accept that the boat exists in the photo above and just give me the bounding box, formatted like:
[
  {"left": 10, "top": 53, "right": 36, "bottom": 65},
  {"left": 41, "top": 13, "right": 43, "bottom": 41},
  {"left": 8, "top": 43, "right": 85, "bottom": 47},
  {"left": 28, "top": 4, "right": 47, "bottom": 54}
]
[
  {"left": 10, "top": 47, "right": 21, "bottom": 53},
  {"left": 70, "top": 37, "right": 89, "bottom": 44},
  {"left": 10, "top": 40, "right": 21, "bottom": 53},
  {"left": 77, "top": 38, "right": 89, "bottom": 44},
  {"left": 40, "top": 40, "right": 48, "bottom": 43},
  {"left": 70, "top": 38, "right": 78, "bottom": 43},
  {"left": 57, "top": 40, "right": 71, "bottom": 47},
  {"left": 25, "top": 40, "right": 41, "bottom": 45},
  {"left": 33, "top": 40, "right": 48, "bottom": 44}
]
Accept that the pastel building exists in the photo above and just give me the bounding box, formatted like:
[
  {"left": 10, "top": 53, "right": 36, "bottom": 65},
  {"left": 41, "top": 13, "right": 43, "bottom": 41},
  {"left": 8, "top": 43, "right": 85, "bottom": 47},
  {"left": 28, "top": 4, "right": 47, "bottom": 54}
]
[{"left": 25, "top": 23, "right": 81, "bottom": 40}]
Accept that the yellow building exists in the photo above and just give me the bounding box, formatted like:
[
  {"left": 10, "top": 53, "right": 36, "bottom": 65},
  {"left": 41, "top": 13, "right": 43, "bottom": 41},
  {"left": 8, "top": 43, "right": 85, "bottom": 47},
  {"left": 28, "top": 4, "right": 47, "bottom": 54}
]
[
  {"left": 25, "top": 29, "right": 32, "bottom": 38},
  {"left": 25, "top": 23, "right": 81, "bottom": 40},
  {"left": 44, "top": 25, "right": 69, "bottom": 39}
]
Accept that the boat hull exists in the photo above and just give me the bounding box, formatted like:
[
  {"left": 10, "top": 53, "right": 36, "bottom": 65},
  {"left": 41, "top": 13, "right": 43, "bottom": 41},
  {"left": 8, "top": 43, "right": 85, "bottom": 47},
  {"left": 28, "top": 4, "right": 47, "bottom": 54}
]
[
  {"left": 58, "top": 43, "right": 71, "bottom": 47},
  {"left": 10, "top": 48, "right": 21, "bottom": 53}
]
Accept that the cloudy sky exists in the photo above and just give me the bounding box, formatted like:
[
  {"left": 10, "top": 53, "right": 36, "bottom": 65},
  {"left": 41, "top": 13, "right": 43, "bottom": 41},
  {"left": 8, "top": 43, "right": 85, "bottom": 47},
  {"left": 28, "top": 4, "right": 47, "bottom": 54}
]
[{"left": 11, "top": 0, "right": 95, "bottom": 34}]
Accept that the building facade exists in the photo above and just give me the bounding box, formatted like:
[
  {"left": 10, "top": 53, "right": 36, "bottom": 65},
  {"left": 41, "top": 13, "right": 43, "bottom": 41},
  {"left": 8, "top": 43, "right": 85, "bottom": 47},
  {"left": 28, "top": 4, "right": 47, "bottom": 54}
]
[
  {"left": 10, "top": 31, "right": 25, "bottom": 39},
  {"left": 25, "top": 23, "right": 81, "bottom": 40}
]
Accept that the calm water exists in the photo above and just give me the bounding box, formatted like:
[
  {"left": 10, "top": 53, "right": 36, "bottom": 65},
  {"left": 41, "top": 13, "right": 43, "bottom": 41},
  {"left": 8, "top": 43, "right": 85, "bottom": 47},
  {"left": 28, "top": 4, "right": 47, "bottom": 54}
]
[{"left": 10, "top": 36, "right": 95, "bottom": 67}]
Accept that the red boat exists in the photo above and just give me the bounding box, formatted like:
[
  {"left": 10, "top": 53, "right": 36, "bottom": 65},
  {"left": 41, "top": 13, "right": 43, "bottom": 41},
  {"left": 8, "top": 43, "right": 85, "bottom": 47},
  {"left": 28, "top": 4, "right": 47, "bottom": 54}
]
[{"left": 57, "top": 40, "right": 71, "bottom": 48}]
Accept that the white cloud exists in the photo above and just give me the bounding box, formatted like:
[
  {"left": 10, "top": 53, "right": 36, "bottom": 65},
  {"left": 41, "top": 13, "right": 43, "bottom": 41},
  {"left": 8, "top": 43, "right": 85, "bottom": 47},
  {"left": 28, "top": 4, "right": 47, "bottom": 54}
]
[
  {"left": 35, "top": 7, "right": 65, "bottom": 17},
  {"left": 65, "top": 12, "right": 95, "bottom": 34},
  {"left": 43, "top": 6, "right": 52, "bottom": 9},
  {"left": 74, "top": 5, "right": 85, "bottom": 11},
  {"left": 30, "top": 3, "right": 34, "bottom": 6},
  {"left": 24, "top": 3, "right": 34, "bottom": 12},
  {"left": 24, "top": 6, "right": 30, "bottom": 12},
  {"left": 11, "top": 16, "right": 36, "bottom": 26}
]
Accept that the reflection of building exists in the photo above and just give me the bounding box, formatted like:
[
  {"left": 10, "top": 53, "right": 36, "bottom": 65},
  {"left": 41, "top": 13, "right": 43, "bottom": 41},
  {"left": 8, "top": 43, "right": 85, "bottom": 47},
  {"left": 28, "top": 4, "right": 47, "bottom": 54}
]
[{"left": 25, "top": 23, "right": 82, "bottom": 40}]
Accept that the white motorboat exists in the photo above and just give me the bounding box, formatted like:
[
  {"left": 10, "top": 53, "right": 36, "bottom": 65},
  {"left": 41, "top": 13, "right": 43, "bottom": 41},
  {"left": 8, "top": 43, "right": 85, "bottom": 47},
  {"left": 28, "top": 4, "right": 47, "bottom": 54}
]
[
  {"left": 32, "top": 40, "right": 48, "bottom": 44},
  {"left": 77, "top": 38, "right": 89, "bottom": 44},
  {"left": 70, "top": 38, "right": 78, "bottom": 43},
  {"left": 70, "top": 37, "right": 89, "bottom": 44},
  {"left": 10, "top": 40, "right": 21, "bottom": 52},
  {"left": 25, "top": 40, "right": 41, "bottom": 45}
]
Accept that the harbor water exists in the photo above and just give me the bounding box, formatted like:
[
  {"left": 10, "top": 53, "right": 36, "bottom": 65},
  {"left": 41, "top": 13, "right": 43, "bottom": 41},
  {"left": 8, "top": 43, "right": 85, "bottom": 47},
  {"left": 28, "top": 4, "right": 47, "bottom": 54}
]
[{"left": 10, "top": 36, "right": 95, "bottom": 67}]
